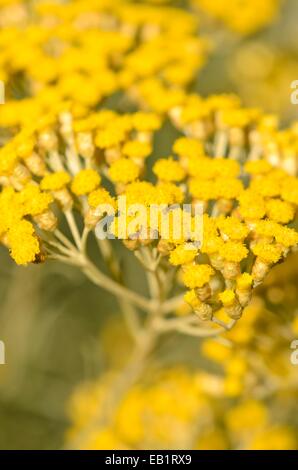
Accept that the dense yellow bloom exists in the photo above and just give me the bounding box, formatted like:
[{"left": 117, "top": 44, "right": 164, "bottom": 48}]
[
  {"left": 189, "top": 178, "right": 216, "bottom": 201},
  {"left": 122, "top": 141, "right": 152, "bottom": 160},
  {"left": 250, "top": 176, "right": 282, "bottom": 198},
  {"left": 219, "top": 290, "right": 236, "bottom": 307},
  {"left": 217, "top": 216, "right": 249, "bottom": 241},
  {"left": 219, "top": 241, "right": 248, "bottom": 263},
  {"left": 88, "top": 188, "right": 116, "bottom": 210},
  {"left": 0, "top": 187, "right": 23, "bottom": 235},
  {"left": 7, "top": 219, "right": 40, "bottom": 265},
  {"left": 132, "top": 112, "right": 162, "bottom": 132},
  {"left": 238, "top": 190, "right": 266, "bottom": 219},
  {"left": 18, "top": 184, "right": 53, "bottom": 216},
  {"left": 249, "top": 427, "right": 296, "bottom": 450},
  {"left": 226, "top": 400, "right": 268, "bottom": 432},
  {"left": 252, "top": 242, "right": 283, "bottom": 264},
  {"left": 153, "top": 158, "right": 186, "bottom": 182},
  {"left": 169, "top": 243, "right": 198, "bottom": 266},
  {"left": 215, "top": 177, "right": 244, "bottom": 200},
  {"left": 155, "top": 182, "right": 184, "bottom": 205},
  {"left": 184, "top": 289, "right": 202, "bottom": 309},
  {"left": 173, "top": 137, "right": 204, "bottom": 160},
  {"left": 193, "top": 0, "right": 281, "bottom": 35},
  {"left": 182, "top": 264, "right": 214, "bottom": 288},
  {"left": 1, "top": 5, "right": 298, "bottom": 439},
  {"left": 281, "top": 178, "right": 298, "bottom": 205},
  {"left": 41, "top": 172, "right": 71, "bottom": 191},
  {"left": 236, "top": 273, "right": 253, "bottom": 290},
  {"left": 244, "top": 160, "right": 273, "bottom": 175},
  {"left": 71, "top": 169, "right": 101, "bottom": 196},
  {"left": 201, "top": 235, "right": 224, "bottom": 255},
  {"left": 265, "top": 198, "right": 295, "bottom": 223},
  {"left": 274, "top": 225, "right": 298, "bottom": 247},
  {"left": 253, "top": 219, "right": 280, "bottom": 238},
  {"left": 109, "top": 158, "right": 140, "bottom": 185},
  {"left": 95, "top": 127, "right": 127, "bottom": 150}
]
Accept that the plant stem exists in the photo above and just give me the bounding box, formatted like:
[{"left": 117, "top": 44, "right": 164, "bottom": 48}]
[
  {"left": 95, "top": 237, "right": 143, "bottom": 344},
  {"left": 64, "top": 210, "right": 82, "bottom": 249},
  {"left": 81, "top": 257, "right": 156, "bottom": 313}
]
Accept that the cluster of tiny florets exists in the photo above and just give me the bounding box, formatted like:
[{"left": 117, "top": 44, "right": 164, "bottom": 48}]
[{"left": 0, "top": 0, "right": 297, "bottom": 331}]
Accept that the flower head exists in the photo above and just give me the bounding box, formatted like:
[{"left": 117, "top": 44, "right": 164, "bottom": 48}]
[
  {"left": 252, "top": 242, "right": 283, "bottom": 264},
  {"left": 41, "top": 172, "right": 71, "bottom": 191},
  {"left": 71, "top": 170, "right": 101, "bottom": 196},
  {"left": 153, "top": 158, "right": 186, "bottom": 182},
  {"left": 109, "top": 159, "right": 140, "bottom": 185},
  {"left": 182, "top": 264, "right": 214, "bottom": 288}
]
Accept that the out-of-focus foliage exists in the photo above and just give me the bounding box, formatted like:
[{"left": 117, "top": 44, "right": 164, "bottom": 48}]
[{"left": 66, "top": 254, "right": 298, "bottom": 450}]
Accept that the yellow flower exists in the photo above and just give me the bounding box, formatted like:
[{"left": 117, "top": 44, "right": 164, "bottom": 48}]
[
  {"left": 254, "top": 219, "right": 280, "bottom": 238},
  {"left": 16, "top": 138, "right": 35, "bottom": 159},
  {"left": 219, "top": 290, "right": 236, "bottom": 307},
  {"left": 155, "top": 182, "right": 184, "bottom": 204},
  {"left": 252, "top": 242, "right": 283, "bottom": 264},
  {"left": 184, "top": 289, "right": 201, "bottom": 309},
  {"left": 236, "top": 273, "right": 253, "bottom": 290},
  {"left": 71, "top": 169, "right": 101, "bottom": 196},
  {"left": 0, "top": 187, "right": 23, "bottom": 236},
  {"left": 219, "top": 241, "right": 248, "bottom": 262},
  {"left": 41, "top": 172, "right": 71, "bottom": 191},
  {"left": 274, "top": 225, "right": 298, "bottom": 248},
  {"left": 215, "top": 177, "right": 243, "bottom": 199},
  {"left": 244, "top": 160, "right": 273, "bottom": 175},
  {"left": 169, "top": 243, "right": 198, "bottom": 266},
  {"left": 281, "top": 178, "right": 298, "bottom": 205},
  {"left": 88, "top": 188, "right": 116, "bottom": 210},
  {"left": 266, "top": 198, "right": 295, "bottom": 223},
  {"left": 0, "top": 148, "right": 18, "bottom": 175},
  {"left": 213, "top": 159, "right": 240, "bottom": 178},
  {"left": 18, "top": 184, "right": 53, "bottom": 216},
  {"left": 109, "top": 158, "right": 140, "bottom": 185},
  {"left": 132, "top": 112, "right": 162, "bottom": 132},
  {"left": 95, "top": 127, "right": 127, "bottom": 149},
  {"left": 194, "top": 0, "right": 280, "bottom": 35},
  {"left": 201, "top": 339, "right": 232, "bottom": 363},
  {"left": 226, "top": 400, "right": 268, "bottom": 433},
  {"left": 238, "top": 190, "right": 266, "bottom": 219},
  {"left": 7, "top": 219, "right": 40, "bottom": 266},
  {"left": 250, "top": 176, "right": 281, "bottom": 198},
  {"left": 217, "top": 216, "right": 249, "bottom": 240},
  {"left": 78, "top": 428, "right": 128, "bottom": 450},
  {"left": 182, "top": 264, "right": 214, "bottom": 288},
  {"left": 201, "top": 235, "right": 224, "bottom": 254},
  {"left": 249, "top": 427, "right": 296, "bottom": 450},
  {"left": 153, "top": 158, "right": 186, "bottom": 182},
  {"left": 189, "top": 179, "right": 216, "bottom": 201},
  {"left": 122, "top": 140, "right": 152, "bottom": 160},
  {"left": 173, "top": 137, "right": 204, "bottom": 159}
]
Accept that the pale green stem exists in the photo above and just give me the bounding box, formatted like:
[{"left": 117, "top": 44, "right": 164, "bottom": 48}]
[{"left": 64, "top": 210, "right": 82, "bottom": 249}]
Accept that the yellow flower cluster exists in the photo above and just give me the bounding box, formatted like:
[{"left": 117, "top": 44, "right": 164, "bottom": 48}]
[
  {"left": 192, "top": 0, "right": 281, "bottom": 35},
  {"left": 0, "top": 100, "right": 297, "bottom": 328},
  {"left": 66, "top": 371, "right": 297, "bottom": 449},
  {"left": 0, "top": 0, "right": 206, "bottom": 136},
  {"left": 0, "top": 1, "right": 297, "bottom": 328},
  {"left": 169, "top": 93, "right": 298, "bottom": 176}
]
